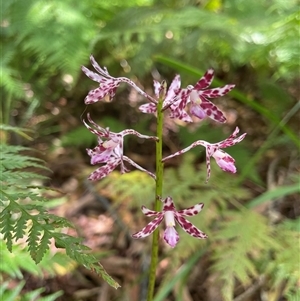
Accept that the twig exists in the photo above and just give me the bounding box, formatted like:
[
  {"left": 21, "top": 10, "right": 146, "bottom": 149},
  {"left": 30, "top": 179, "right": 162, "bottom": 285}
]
[{"left": 233, "top": 275, "right": 266, "bottom": 301}]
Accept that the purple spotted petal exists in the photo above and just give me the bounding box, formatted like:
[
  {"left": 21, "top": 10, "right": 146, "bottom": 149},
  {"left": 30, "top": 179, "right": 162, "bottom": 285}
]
[
  {"left": 162, "top": 196, "right": 177, "bottom": 211},
  {"left": 199, "top": 96, "right": 226, "bottom": 123},
  {"left": 88, "top": 158, "right": 121, "bottom": 181},
  {"left": 164, "top": 74, "right": 181, "bottom": 105},
  {"left": 169, "top": 88, "right": 190, "bottom": 113},
  {"left": 177, "top": 203, "right": 204, "bottom": 217},
  {"left": 132, "top": 214, "right": 164, "bottom": 239},
  {"left": 141, "top": 206, "right": 160, "bottom": 217},
  {"left": 218, "top": 127, "right": 247, "bottom": 148},
  {"left": 139, "top": 103, "right": 157, "bottom": 114},
  {"left": 90, "top": 55, "right": 110, "bottom": 77},
  {"left": 213, "top": 150, "right": 236, "bottom": 173},
  {"left": 202, "top": 84, "right": 235, "bottom": 98},
  {"left": 169, "top": 105, "right": 193, "bottom": 123},
  {"left": 153, "top": 80, "right": 161, "bottom": 98},
  {"left": 194, "top": 69, "right": 214, "bottom": 90},
  {"left": 190, "top": 103, "right": 206, "bottom": 119},
  {"left": 164, "top": 226, "right": 179, "bottom": 248},
  {"left": 81, "top": 66, "right": 104, "bottom": 82},
  {"left": 83, "top": 114, "right": 110, "bottom": 137},
  {"left": 84, "top": 81, "right": 119, "bottom": 104},
  {"left": 86, "top": 146, "right": 114, "bottom": 165},
  {"left": 175, "top": 214, "right": 207, "bottom": 239}
]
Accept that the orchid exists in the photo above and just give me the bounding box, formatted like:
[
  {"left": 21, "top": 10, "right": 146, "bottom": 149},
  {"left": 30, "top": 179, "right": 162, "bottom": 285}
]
[
  {"left": 84, "top": 113, "right": 157, "bottom": 180},
  {"left": 81, "top": 55, "right": 247, "bottom": 299},
  {"left": 132, "top": 197, "right": 207, "bottom": 248},
  {"left": 139, "top": 74, "right": 193, "bottom": 122},
  {"left": 82, "top": 55, "right": 156, "bottom": 104},
  {"left": 163, "top": 127, "right": 246, "bottom": 182},
  {"left": 139, "top": 69, "right": 234, "bottom": 123},
  {"left": 171, "top": 69, "right": 235, "bottom": 123}
]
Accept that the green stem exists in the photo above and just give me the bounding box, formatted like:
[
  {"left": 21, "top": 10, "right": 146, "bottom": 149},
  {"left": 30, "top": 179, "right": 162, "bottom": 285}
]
[{"left": 146, "top": 91, "right": 165, "bottom": 301}]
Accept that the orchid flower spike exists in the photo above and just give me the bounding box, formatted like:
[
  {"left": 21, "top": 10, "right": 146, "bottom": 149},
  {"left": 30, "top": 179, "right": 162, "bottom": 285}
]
[
  {"left": 132, "top": 196, "right": 207, "bottom": 248},
  {"left": 170, "top": 69, "right": 235, "bottom": 123},
  {"left": 83, "top": 113, "right": 157, "bottom": 180},
  {"left": 163, "top": 127, "right": 246, "bottom": 182},
  {"left": 82, "top": 55, "right": 156, "bottom": 104}
]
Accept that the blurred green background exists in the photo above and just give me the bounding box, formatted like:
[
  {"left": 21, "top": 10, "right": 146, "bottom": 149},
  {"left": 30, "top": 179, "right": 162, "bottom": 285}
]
[{"left": 1, "top": 0, "right": 299, "bottom": 300}]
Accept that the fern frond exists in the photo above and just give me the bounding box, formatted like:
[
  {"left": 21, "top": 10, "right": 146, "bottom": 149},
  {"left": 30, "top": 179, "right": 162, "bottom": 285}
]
[
  {"left": 1, "top": 170, "right": 48, "bottom": 184},
  {"left": 0, "top": 124, "right": 34, "bottom": 140},
  {"left": 53, "top": 232, "right": 120, "bottom": 289},
  {"left": 0, "top": 66, "right": 26, "bottom": 99},
  {"left": 0, "top": 239, "right": 76, "bottom": 279},
  {"left": 210, "top": 209, "right": 280, "bottom": 301},
  {"left": 35, "top": 230, "right": 51, "bottom": 264},
  {"left": 0, "top": 145, "right": 47, "bottom": 170},
  {"left": 13, "top": 212, "right": 29, "bottom": 240},
  {"left": 267, "top": 221, "right": 300, "bottom": 298},
  {"left": 27, "top": 223, "right": 43, "bottom": 261},
  {"left": 1, "top": 193, "right": 120, "bottom": 289},
  {"left": 0, "top": 280, "right": 63, "bottom": 301},
  {"left": 0, "top": 207, "right": 14, "bottom": 252},
  {"left": 0, "top": 141, "right": 120, "bottom": 289}
]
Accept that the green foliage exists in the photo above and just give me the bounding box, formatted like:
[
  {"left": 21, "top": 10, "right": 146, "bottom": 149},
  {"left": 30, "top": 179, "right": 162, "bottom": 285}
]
[
  {"left": 0, "top": 280, "right": 62, "bottom": 301},
  {"left": 153, "top": 248, "right": 207, "bottom": 301},
  {"left": 0, "top": 240, "right": 74, "bottom": 279},
  {"left": 96, "top": 170, "right": 155, "bottom": 208},
  {"left": 210, "top": 212, "right": 300, "bottom": 301},
  {"left": 61, "top": 124, "right": 95, "bottom": 147},
  {"left": 0, "top": 131, "right": 120, "bottom": 289},
  {"left": 2, "top": 0, "right": 297, "bottom": 106},
  {"left": 211, "top": 210, "right": 274, "bottom": 300},
  {"left": 267, "top": 220, "right": 300, "bottom": 298},
  {"left": 91, "top": 0, "right": 299, "bottom": 79}
]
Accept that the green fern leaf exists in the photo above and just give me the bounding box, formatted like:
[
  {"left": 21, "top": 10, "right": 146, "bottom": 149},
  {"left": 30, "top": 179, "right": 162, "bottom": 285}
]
[
  {"left": 53, "top": 232, "right": 120, "bottom": 289},
  {"left": 267, "top": 221, "right": 300, "bottom": 298},
  {"left": 35, "top": 230, "right": 51, "bottom": 264},
  {"left": 211, "top": 209, "right": 280, "bottom": 301},
  {"left": 1, "top": 136, "right": 119, "bottom": 289},
  {"left": 0, "top": 207, "right": 14, "bottom": 252},
  {"left": 13, "top": 213, "right": 29, "bottom": 240},
  {"left": 27, "top": 224, "right": 42, "bottom": 261}
]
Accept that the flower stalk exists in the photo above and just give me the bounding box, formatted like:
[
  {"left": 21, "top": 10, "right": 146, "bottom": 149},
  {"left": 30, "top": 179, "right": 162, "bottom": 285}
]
[{"left": 146, "top": 82, "right": 166, "bottom": 301}]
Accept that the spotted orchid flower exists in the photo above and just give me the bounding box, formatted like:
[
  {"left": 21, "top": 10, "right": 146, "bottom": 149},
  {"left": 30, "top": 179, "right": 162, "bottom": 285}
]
[
  {"left": 132, "top": 196, "right": 207, "bottom": 248},
  {"left": 84, "top": 113, "right": 157, "bottom": 180},
  {"left": 170, "top": 69, "right": 235, "bottom": 123},
  {"left": 82, "top": 55, "right": 156, "bottom": 104},
  {"left": 163, "top": 127, "right": 246, "bottom": 182},
  {"left": 139, "top": 75, "right": 193, "bottom": 123}
]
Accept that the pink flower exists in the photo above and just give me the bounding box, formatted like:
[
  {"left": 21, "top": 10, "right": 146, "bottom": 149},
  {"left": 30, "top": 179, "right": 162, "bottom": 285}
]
[
  {"left": 139, "top": 70, "right": 235, "bottom": 123},
  {"left": 82, "top": 55, "right": 156, "bottom": 104},
  {"left": 132, "top": 196, "right": 207, "bottom": 248},
  {"left": 139, "top": 75, "right": 193, "bottom": 123},
  {"left": 84, "top": 113, "right": 157, "bottom": 180},
  {"left": 171, "top": 69, "right": 235, "bottom": 123},
  {"left": 162, "top": 127, "right": 246, "bottom": 182}
]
